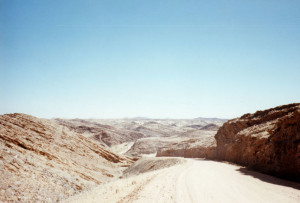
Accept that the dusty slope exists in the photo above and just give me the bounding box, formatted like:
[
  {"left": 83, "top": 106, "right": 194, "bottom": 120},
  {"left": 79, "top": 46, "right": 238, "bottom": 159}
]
[
  {"left": 0, "top": 113, "right": 133, "bottom": 202},
  {"left": 110, "top": 142, "right": 134, "bottom": 154},
  {"left": 65, "top": 159, "right": 300, "bottom": 203},
  {"left": 125, "top": 136, "right": 190, "bottom": 157},
  {"left": 215, "top": 103, "right": 300, "bottom": 181},
  {"left": 122, "top": 157, "right": 186, "bottom": 178}
]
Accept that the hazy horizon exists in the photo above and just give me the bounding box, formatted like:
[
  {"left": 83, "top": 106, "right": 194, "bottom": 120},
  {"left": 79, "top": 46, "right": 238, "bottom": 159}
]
[
  {"left": 50, "top": 116, "right": 230, "bottom": 120},
  {"left": 1, "top": 1, "right": 300, "bottom": 119}
]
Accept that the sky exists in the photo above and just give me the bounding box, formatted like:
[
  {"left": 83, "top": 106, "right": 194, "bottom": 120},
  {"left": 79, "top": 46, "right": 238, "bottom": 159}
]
[{"left": 1, "top": 0, "right": 300, "bottom": 119}]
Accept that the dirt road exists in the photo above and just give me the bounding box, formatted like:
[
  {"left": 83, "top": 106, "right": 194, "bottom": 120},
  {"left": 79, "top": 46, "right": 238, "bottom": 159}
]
[{"left": 66, "top": 159, "right": 300, "bottom": 203}]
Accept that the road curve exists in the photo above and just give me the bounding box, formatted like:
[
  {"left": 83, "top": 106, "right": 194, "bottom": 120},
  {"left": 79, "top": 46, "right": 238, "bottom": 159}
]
[
  {"left": 66, "top": 159, "right": 300, "bottom": 203},
  {"left": 128, "top": 159, "right": 300, "bottom": 203}
]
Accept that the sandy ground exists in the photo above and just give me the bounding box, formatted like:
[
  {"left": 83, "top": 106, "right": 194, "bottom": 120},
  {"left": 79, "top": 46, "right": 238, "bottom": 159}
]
[
  {"left": 110, "top": 142, "right": 135, "bottom": 154},
  {"left": 65, "top": 158, "right": 300, "bottom": 203}
]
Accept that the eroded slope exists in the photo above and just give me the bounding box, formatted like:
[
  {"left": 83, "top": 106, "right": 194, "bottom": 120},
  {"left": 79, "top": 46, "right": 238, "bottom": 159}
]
[{"left": 0, "top": 113, "right": 133, "bottom": 202}]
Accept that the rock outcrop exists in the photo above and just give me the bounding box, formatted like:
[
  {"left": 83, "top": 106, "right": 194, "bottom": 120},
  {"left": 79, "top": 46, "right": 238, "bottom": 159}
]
[
  {"left": 156, "top": 136, "right": 216, "bottom": 159},
  {"left": 0, "top": 114, "right": 133, "bottom": 202},
  {"left": 215, "top": 103, "right": 300, "bottom": 181}
]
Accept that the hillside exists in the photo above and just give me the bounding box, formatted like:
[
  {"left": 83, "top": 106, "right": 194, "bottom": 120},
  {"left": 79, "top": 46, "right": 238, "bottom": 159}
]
[{"left": 0, "top": 113, "right": 133, "bottom": 202}]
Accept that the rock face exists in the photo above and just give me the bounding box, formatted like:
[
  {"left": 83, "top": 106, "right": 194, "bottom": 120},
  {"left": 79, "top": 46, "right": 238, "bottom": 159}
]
[
  {"left": 215, "top": 103, "right": 300, "bottom": 181},
  {"left": 0, "top": 114, "right": 133, "bottom": 202},
  {"left": 156, "top": 136, "right": 216, "bottom": 159}
]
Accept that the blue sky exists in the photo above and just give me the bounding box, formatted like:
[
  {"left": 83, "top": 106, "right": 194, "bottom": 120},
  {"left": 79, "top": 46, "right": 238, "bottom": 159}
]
[{"left": 1, "top": 0, "right": 300, "bottom": 119}]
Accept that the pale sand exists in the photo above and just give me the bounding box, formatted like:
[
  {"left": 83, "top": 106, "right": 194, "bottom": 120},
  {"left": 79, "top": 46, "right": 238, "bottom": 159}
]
[{"left": 65, "top": 158, "right": 300, "bottom": 203}]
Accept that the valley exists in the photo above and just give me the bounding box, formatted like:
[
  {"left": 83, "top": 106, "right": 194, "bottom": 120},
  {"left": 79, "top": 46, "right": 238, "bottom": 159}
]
[{"left": 1, "top": 104, "right": 300, "bottom": 202}]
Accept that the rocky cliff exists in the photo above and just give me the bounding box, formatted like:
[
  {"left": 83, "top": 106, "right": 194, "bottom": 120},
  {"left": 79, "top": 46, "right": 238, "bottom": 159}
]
[
  {"left": 215, "top": 103, "right": 300, "bottom": 181},
  {"left": 0, "top": 113, "right": 133, "bottom": 202}
]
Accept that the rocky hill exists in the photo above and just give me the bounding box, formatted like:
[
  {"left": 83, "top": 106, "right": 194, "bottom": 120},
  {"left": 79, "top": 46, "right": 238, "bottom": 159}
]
[
  {"left": 54, "top": 118, "right": 225, "bottom": 157},
  {"left": 0, "top": 114, "right": 133, "bottom": 202},
  {"left": 125, "top": 130, "right": 218, "bottom": 157},
  {"left": 125, "top": 136, "right": 190, "bottom": 157},
  {"left": 54, "top": 119, "right": 145, "bottom": 147},
  {"left": 156, "top": 136, "right": 216, "bottom": 159},
  {"left": 215, "top": 103, "right": 300, "bottom": 181}
]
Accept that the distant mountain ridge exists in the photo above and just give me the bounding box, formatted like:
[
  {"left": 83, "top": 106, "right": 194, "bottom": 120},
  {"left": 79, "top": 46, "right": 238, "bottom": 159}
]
[
  {"left": 194, "top": 117, "right": 228, "bottom": 122},
  {"left": 54, "top": 117, "right": 227, "bottom": 156}
]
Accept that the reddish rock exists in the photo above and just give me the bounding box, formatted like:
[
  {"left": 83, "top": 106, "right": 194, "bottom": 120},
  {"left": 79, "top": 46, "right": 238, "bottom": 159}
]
[{"left": 215, "top": 103, "right": 300, "bottom": 181}]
